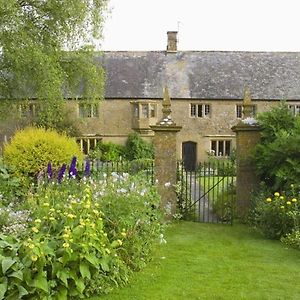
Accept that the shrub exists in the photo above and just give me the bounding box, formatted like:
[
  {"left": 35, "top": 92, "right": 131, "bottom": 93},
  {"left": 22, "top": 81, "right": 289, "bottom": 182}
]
[
  {"left": 88, "top": 142, "right": 126, "bottom": 161},
  {"left": 251, "top": 189, "right": 300, "bottom": 239},
  {"left": 253, "top": 102, "right": 300, "bottom": 191},
  {"left": 3, "top": 127, "right": 83, "bottom": 180},
  {"left": 125, "top": 133, "right": 154, "bottom": 160}
]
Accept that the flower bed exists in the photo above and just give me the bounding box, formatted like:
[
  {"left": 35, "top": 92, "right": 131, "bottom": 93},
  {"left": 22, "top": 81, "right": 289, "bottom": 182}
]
[{"left": 0, "top": 161, "right": 163, "bottom": 299}]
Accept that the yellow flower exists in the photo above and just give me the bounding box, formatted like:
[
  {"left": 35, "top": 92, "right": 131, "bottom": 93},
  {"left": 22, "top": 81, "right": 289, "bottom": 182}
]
[
  {"left": 291, "top": 184, "right": 294, "bottom": 188},
  {"left": 266, "top": 198, "right": 272, "bottom": 203},
  {"left": 292, "top": 198, "right": 297, "bottom": 203},
  {"left": 117, "top": 239, "right": 123, "bottom": 246},
  {"left": 280, "top": 206, "right": 285, "bottom": 209},
  {"left": 93, "top": 209, "right": 99, "bottom": 215},
  {"left": 287, "top": 201, "right": 291, "bottom": 205},
  {"left": 34, "top": 219, "right": 41, "bottom": 224},
  {"left": 28, "top": 244, "right": 35, "bottom": 249},
  {"left": 43, "top": 202, "right": 50, "bottom": 207},
  {"left": 49, "top": 217, "right": 55, "bottom": 221},
  {"left": 63, "top": 242, "right": 70, "bottom": 248},
  {"left": 274, "top": 192, "right": 280, "bottom": 197},
  {"left": 67, "top": 213, "right": 76, "bottom": 219},
  {"left": 31, "top": 255, "right": 38, "bottom": 262},
  {"left": 121, "top": 232, "right": 127, "bottom": 237},
  {"left": 63, "top": 233, "right": 70, "bottom": 239},
  {"left": 49, "top": 208, "right": 55, "bottom": 212},
  {"left": 279, "top": 196, "right": 284, "bottom": 200},
  {"left": 32, "top": 227, "right": 39, "bottom": 233}
]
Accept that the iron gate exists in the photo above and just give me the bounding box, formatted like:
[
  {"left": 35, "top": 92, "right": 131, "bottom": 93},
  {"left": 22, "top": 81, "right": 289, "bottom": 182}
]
[{"left": 177, "top": 160, "right": 236, "bottom": 224}]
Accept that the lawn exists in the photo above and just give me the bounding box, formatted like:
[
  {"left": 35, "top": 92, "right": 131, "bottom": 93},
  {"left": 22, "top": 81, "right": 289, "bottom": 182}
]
[{"left": 94, "top": 221, "right": 300, "bottom": 300}]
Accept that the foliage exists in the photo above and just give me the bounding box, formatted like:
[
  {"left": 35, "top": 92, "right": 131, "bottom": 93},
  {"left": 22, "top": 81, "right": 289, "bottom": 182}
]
[
  {"left": 3, "top": 127, "right": 83, "bottom": 180},
  {"left": 0, "top": 0, "right": 107, "bottom": 130},
  {"left": 89, "top": 142, "right": 126, "bottom": 162},
  {"left": 253, "top": 102, "right": 300, "bottom": 190},
  {"left": 213, "top": 183, "right": 236, "bottom": 222},
  {"left": 125, "top": 133, "right": 154, "bottom": 161},
  {"left": 0, "top": 164, "right": 163, "bottom": 299},
  {"left": 250, "top": 188, "right": 300, "bottom": 239},
  {"left": 0, "top": 158, "right": 24, "bottom": 204}
]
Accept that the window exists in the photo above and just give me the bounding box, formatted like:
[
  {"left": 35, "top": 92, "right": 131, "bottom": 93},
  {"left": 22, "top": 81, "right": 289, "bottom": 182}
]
[
  {"left": 18, "top": 103, "right": 38, "bottom": 118},
  {"left": 79, "top": 103, "right": 99, "bottom": 118},
  {"left": 190, "top": 104, "right": 210, "bottom": 118},
  {"left": 76, "top": 137, "right": 102, "bottom": 154},
  {"left": 289, "top": 104, "right": 300, "bottom": 116},
  {"left": 141, "top": 104, "right": 149, "bottom": 118},
  {"left": 132, "top": 102, "right": 157, "bottom": 119},
  {"left": 236, "top": 104, "right": 256, "bottom": 118},
  {"left": 211, "top": 140, "right": 231, "bottom": 157}
]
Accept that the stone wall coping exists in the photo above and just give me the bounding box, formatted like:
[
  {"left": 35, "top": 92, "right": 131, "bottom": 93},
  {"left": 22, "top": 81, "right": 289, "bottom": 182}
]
[{"left": 150, "top": 125, "right": 182, "bottom": 132}]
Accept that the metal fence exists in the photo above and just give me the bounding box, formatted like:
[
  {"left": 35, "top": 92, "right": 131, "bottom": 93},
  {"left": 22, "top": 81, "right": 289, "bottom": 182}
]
[
  {"left": 79, "top": 159, "right": 155, "bottom": 184},
  {"left": 177, "top": 160, "right": 236, "bottom": 224}
]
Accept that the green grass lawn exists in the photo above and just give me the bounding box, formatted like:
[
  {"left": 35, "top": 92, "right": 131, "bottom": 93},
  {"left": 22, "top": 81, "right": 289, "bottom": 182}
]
[{"left": 92, "top": 221, "right": 300, "bottom": 300}]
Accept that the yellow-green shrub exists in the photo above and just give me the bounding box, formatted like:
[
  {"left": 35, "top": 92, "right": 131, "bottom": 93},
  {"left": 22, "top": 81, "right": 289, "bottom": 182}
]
[{"left": 3, "top": 127, "right": 83, "bottom": 179}]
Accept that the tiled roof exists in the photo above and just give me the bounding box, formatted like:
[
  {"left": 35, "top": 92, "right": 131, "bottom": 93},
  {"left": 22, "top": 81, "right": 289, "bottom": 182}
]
[{"left": 99, "top": 51, "right": 300, "bottom": 100}]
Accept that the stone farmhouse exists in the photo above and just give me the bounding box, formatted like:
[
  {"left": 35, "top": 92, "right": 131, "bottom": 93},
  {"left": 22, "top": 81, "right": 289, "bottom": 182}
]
[{"left": 2, "top": 32, "right": 300, "bottom": 166}]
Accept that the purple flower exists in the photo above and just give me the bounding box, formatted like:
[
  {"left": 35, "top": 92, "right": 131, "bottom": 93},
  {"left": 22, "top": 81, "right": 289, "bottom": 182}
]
[
  {"left": 47, "top": 162, "right": 53, "bottom": 179},
  {"left": 84, "top": 160, "right": 91, "bottom": 177},
  {"left": 57, "top": 163, "right": 67, "bottom": 183},
  {"left": 69, "top": 156, "right": 77, "bottom": 178}
]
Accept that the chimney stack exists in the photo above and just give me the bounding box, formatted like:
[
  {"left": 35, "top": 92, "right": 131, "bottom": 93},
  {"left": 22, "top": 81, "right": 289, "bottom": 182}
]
[{"left": 167, "top": 31, "right": 178, "bottom": 52}]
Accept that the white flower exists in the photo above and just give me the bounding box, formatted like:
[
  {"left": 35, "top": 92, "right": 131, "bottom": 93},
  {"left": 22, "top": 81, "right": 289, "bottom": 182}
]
[
  {"left": 159, "top": 234, "right": 167, "bottom": 244},
  {"left": 242, "top": 117, "right": 257, "bottom": 125},
  {"left": 164, "top": 182, "right": 171, "bottom": 187}
]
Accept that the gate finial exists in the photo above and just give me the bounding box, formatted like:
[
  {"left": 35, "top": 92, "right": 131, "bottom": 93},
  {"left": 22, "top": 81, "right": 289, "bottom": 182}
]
[
  {"left": 243, "top": 86, "right": 253, "bottom": 118},
  {"left": 158, "top": 86, "right": 176, "bottom": 126}
]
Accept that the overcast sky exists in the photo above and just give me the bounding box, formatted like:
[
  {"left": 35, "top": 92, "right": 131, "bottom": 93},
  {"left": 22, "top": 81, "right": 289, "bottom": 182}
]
[{"left": 100, "top": 0, "right": 300, "bottom": 52}]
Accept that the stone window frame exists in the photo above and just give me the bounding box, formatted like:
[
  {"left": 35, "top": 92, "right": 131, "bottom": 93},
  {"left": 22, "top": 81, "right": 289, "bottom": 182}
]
[
  {"left": 78, "top": 103, "right": 99, "bottom": 118},
  {"left": 289, "top": 104, "right": 300, "bottom": 116},
  {"left": 236, "top": 104, "right": 257, "bottom": 118},
  {"left": 210, "top": 139, "right": 232, "bottom": 157},
  {"left": 131, "top": 101, "right": 158, "bottom": 119},
  {"left": 18, "top": 101, "right": 39, "bottom": 118},
  {"left": 76, "top": 136, "right": 102, "bottom": 154},
  {"left": 190, "top": 103, "right": 211, "bottom": 118}
]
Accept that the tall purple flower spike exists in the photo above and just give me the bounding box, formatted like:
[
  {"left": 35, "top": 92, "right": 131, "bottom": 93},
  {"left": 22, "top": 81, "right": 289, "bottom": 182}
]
[
  {"left": 57, "top": 163, "right": 67, "bottom": 183},
  {"left": 84, "top": 159, "right": 91, "bottom": 177},
  {"left": 47, "top": 162, "right": 53, "bottom": 179},
  {"left": 69, "top": 156, "right": 77, "bottom": 178}
]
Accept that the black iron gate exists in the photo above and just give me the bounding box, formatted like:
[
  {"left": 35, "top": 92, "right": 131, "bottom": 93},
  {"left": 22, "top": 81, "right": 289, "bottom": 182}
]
[{"left": 177, "top": 160, "right": 236, "bottom": 224}]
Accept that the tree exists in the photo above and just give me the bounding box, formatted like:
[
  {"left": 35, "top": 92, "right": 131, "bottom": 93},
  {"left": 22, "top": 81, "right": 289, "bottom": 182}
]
[{"left": 0, "top": 0, "right": 108, "bottom": 132}]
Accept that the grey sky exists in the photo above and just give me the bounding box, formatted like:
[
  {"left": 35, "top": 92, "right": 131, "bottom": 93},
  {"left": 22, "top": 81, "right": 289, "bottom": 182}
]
[{"left": 100, "top": 0, "right": 300, "bottom": 52}]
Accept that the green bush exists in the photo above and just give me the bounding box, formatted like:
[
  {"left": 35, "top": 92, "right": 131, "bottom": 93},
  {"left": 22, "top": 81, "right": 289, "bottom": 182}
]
[
  {"left": 253, "top": 102, "right": 300, "bottom": 191},
  {"left": 125, "top": 133, "right": 154, "bottom": 160},
  {"left": 251, "top": 190, "right": 300, "bottom": 239},
  {"left": 3, "top": 127, "right": 83, "bottom": 180},
  {"left": 89, "top": 142, "right": 125, "bottom": 161}
]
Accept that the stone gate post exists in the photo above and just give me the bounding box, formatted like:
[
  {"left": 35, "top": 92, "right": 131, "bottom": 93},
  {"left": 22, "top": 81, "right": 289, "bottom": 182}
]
[
  {"left": 150, "top": 87, "right": 182, "bottom": 218},
  {"left": 232, "top": 88, "right": 261, "bottom": 219}
]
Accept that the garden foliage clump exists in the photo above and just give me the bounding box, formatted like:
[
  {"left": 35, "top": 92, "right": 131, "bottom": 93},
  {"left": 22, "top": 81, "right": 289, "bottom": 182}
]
[
  {"left": 250, "top": 103, "right": 300, "bottom": 249},
  {"left": 0, "top": 159, "right": 163, "bottom": 299},
  {"left": 3, "top": 127, "right": 83, "bottom": 181}
]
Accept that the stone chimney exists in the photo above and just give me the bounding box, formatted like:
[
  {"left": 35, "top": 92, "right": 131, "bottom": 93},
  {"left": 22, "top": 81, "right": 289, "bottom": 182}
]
[{"left": 167, "top": 31, "right": 178, "bottom": 52}]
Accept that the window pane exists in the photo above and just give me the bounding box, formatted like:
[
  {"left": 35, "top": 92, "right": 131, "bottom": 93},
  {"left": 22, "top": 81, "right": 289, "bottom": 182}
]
[
  {"left": 204, "top": 105, "right": 210, "bottom": 116},
  {"left": 198, "top": 105, "right": 203, "bottom": 117},
  {"left": 150, "top": 104, "right": 156, "bottom": 117},
  {"left": 225, "top": 141, "right": 231, "bottom": 156},
  {"left": 211, "top": 141, "right": 217, "bottom": 156},
  {"left": 141, "top": 104, "right": 148, "bottom": 118},
  {"left": 190, "top": 104, "right": 196, "bottom": 117},
  {"left": 218, "top": 141, "right": 224, "bottom": 156},
  {"left": 236, "top": 105, "right": 242, "bottom": 118}
]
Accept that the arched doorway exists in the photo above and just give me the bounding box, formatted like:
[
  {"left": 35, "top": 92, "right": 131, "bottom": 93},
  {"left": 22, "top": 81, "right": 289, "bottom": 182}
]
[{"left": 182, "top": 141, "right": 197, "bottom": 171}]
